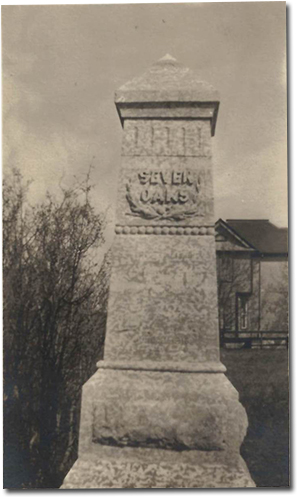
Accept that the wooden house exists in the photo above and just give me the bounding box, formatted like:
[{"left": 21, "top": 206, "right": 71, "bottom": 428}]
[{"left": 215, "top": 219, "right": 288, "bottom": 348}]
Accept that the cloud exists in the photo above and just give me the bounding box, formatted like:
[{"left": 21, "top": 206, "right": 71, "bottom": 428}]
[{"left": 2, "top": 3, "right": 287, "bottom": 228}]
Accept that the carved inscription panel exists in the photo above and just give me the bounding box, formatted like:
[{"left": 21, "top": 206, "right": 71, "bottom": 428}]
[
  {"left": 117, "top": 158, "right": 214, "bottom": 226},
  {"left": 117, "top": 120, "right": 214, "bottom": 226},
  {"left": 122, "top": 120, "right": 211, "bottom": 157},
  {"left": 126, "top": 169, "right": 201, "bottom": 221}
]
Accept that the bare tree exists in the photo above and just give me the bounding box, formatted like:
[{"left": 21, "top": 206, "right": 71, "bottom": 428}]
[{"left": 3, "top": 168, "right": 109, "bottom": 488}]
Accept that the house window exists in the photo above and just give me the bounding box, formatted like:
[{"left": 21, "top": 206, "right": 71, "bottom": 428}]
[{"left": 238, "top": 296, "right": 249, "bottom": 330}]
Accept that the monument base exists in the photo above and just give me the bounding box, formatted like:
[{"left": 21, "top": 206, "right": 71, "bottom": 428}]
[
  {"left": 75, "top": 366, "right": 249, "bottom": 454},
  {"left": 61, "top": 445, "right": 255, "bottom": 489},
  {"left": 60, "top": 367, "right": 255, "bottom": 489}
]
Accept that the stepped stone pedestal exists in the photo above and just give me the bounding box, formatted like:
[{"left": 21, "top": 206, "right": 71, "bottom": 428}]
[{"left": 61, "top": 55, "right": 255, "bottom": 489}]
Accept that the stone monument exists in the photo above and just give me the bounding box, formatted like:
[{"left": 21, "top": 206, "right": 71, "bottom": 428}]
[{"left": 62, "top": 55, "right": 255, "bottom": 488}]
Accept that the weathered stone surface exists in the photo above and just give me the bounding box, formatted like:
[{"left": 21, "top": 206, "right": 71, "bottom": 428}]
[
  {"left": 104, "top": 235, "right": 219, "bottom": 363},
  {"left": 115, "top": 55, "right": 220, "bottom": 136},
  {"left": 77, "top": 369, "right": 248, "bottom": 454},
  {"left": 61, "top": 55, "right": 255, "bottom": 489},
  {"left": 117, "top": 120, "right": 214, "bottom": 226},
  {"left": 61, "top": 445, "right": 255, "bottom": 489},
  {"left": 116, "top": 54, "right": 219, "bottom": 99},
  {"left": 96, "top": 359, "right": 226, "bottom": 372},
  {"left": 115, "top": 225, "right": 215, "bottom": 235},
  {"left": 122, "top": 119, "right": 212, "bottom": 157}
]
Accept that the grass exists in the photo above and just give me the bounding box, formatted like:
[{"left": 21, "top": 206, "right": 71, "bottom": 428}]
[{"left": 221, "top": 348, "right": 289, "bottom": 488}]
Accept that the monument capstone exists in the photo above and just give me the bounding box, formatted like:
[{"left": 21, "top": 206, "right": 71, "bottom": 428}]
[{"left": 62, "top": 54, "right": 255, "bottom": 488}]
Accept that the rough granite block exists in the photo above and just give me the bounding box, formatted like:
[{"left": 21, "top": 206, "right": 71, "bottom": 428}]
[
  {"left": 74, "top": 369, "right": 248, "bottom": 454},
  {"left": 61, "top": 54, "right": 255, "bottom": 489},
  {"left": 104, "top": 235, "right": 219, "bottom": 363},
  {"left": 61, "top": 445, "right": 255, "bottom": 489}
]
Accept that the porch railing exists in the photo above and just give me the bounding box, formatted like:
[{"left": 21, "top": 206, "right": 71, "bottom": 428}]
[{"left": 220, "top": 330, "right": 289, "bottom": 349}]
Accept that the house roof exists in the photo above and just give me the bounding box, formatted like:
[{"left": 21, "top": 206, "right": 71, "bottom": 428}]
[{"left": 216, "top": 219, "right": 288, "bottom": 254}]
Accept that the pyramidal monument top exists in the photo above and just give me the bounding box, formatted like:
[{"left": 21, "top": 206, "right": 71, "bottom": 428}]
[
  {"left": 115, "top": 54, "right": 220, "bottom": 104},
  {"left": 157, "top": 53, "right": 177, "bottom": 62}
]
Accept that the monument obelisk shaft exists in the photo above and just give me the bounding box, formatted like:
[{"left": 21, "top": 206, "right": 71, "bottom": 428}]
[
  {"left": 62, "top": 55, "right": 255, "bottom": 488},
  {"left": 104, "top": 55, "right": 219, "bottom": 369}
]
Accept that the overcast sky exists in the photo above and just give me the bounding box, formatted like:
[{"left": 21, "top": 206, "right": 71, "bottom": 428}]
[{"left": 3, "top": 2, "right": 287, "bottom": 242}]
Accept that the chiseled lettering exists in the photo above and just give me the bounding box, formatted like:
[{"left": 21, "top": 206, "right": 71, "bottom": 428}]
[
  {"left": 172, "top": 172, "right": 182, "bottom": 185},
  {"left": 170, "top": 191, "right": 179, "bottom": 203},
  {"left": 138, "top": 170, "right": 195, "bottom": 186},
  {"left": 151, "top": 190, "right": 164, "bottom": 204},
  {"left": 178, "top": 192, "right": 189, "bottom": 204},
  {"left": 139, "top": 188, "right": 192, "bottom": 205},
  {"left": 138, "top": 172, "right": 150, "bottom": 185},
  {"left": 150, "top": 172, "right": 160, "bottom": 185},
  {"left": 182, "top": 171, "right": 194, "bottom": 186},
  {"left": 140, "top": 189, "right": 150, "bottom": 202},
  {"left": 160, "top": 172, "right": 168, "bottom": 185}
]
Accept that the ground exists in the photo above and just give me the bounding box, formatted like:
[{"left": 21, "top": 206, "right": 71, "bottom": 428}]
[{"left": 221, "top": 348, "right": 289, "bottom": 488}]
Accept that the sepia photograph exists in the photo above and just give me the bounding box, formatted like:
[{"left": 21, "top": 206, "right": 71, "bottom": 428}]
[{"left": 2, "top": 1, "right": 288, "bottom": 489}]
